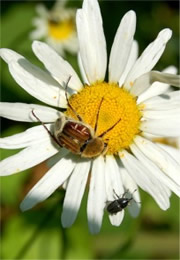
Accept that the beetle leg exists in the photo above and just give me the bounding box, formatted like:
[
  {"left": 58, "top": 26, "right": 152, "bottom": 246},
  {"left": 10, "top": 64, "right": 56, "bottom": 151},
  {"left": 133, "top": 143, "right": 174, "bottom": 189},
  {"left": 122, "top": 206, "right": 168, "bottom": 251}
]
[
  {"left": 113, "top": 189, "right": 121, "bottom": 199},
  {"left": 31, "top": 109, "right": 62, "bottom": 147},
  {"left": 102, "top": 142, "right": 108, "bottom": 156},
  {"left": 122, "top": 189, "right": 129, "bottom": 198}
]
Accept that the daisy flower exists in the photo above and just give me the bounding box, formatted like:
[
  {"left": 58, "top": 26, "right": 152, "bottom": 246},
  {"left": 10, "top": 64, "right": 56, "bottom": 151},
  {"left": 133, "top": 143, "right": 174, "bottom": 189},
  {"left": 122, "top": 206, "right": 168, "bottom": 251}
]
[
  {"left": 30, "top": 0, "right": 78, "bottom": 56},
  {"left": 1, "top": 0, "right": 180, "bottom": 234}
]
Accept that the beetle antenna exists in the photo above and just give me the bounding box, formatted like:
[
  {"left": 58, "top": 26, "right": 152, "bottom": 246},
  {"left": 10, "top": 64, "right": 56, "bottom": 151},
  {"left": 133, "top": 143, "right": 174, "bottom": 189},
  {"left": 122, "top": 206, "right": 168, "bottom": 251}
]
[
  {"left": 31, "top": 109, "right": 61, "bottom": 147},
  {"left": 94, "top": 97, "right": 104, "bottom": 134},
  {"left": 98, "top": 117, "right": 121, "bottom": 138},
  {"left": 65, "top": 76, "right": 83, "bottom": 122}
]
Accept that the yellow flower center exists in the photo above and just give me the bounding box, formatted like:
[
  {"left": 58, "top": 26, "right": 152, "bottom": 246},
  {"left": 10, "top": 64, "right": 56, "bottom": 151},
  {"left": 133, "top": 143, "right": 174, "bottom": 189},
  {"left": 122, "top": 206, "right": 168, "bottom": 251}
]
[
  {"left": 48, "top": 19, "right": 75, "bottom": 40},
  {"left": 66, "top": 82, "right": 142, "bottom": 155}
]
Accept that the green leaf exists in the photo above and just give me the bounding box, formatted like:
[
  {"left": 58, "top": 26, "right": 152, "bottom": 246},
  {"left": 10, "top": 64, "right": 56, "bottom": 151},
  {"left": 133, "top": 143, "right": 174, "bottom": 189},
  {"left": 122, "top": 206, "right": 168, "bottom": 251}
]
[
  {"left": 1, "top": 208, "right": 62, "bottom": 259},
  {"left": 1, "top": 3, "right": 35, "bottom": 48},
  {"left": 1, "top": 2, "right": 42, "bottom": 103},
  {"left": 65, "top": 224, "right": 93, "bottom": 259}
]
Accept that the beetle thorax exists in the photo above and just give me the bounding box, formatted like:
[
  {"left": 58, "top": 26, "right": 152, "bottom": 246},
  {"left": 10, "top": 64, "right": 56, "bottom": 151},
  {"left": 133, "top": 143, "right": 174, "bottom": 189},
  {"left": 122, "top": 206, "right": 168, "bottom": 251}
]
[{"left": 81, "top": 137, "right": 106, "bottom": 158}]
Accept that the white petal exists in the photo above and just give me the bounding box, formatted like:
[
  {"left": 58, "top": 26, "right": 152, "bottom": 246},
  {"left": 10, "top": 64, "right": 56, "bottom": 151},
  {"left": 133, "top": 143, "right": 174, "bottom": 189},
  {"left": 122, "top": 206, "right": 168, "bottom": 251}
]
[
  {"left": 142, "top": 108, "right": 180, "bottom": 120},
  {"left": 30, "top": 25, "right": 47, "bottom": 40},
  {"left": 140, "top": 90, "right": 180, "bottom": 111},
  {"left": 9, "top": 60, "right": 67, "bottom": 108},
  {"left": 78, "top": 53, "right": 89, "bottom": 85},
  {"left": 176, "top": 137, "right": 180, "bottom": 149},
  {"left": 134, "top": 136, "right": 180, "bottom": 186},
  {"left": 119, "top": 41, "right": 139, "bottom": 87},
  {"left": 108, "top": 209, "right": 124, "bottom": 228},
  {"left": 20, "top": 154, "right": 76, "bottom": 211},
  {"left": 137, "top": 66, "right": 178, "bottom": 103},
  {"left": 120, "top": 167, "right": 141, "bottom": 217},
  {"left": 62, "top": 179, "right": 68, "bottom": 190},
  {"left": 46, "top": 38, "right": 65, "bottom": 57},
  {"left": 144, "top": 134, "right": 180, "bottom": 149},
  {"left": 119, "top": 150, "right": 170, "bottom": 210},
  {"left": 76, "top": 0, "right": 107, "bottom": 83},
  {"left": 0, "top": 124, "right": 52, "bottom": 149},
  {"left": 35, "top": 4, "right": 48, "bottom": 17},
  {"left": 47, "top": 149, "right": 70, "bottom": 168},
  {"left": 87, "top": 156, "right": 106, "bottom": 234},
  {"left": 1, "top": 49, "right": 68, "bottom": 108},
  {"left": 156, "top": 143, "right": 180, "bottom": 164},
  {"left": 105, "top": 155, "right": 124, "bottom": 226},
  {"left": 109, "top": 11, "right": 136, "bottom": 83},
  {"left": 32, "top": 17, "right": 47, "bottom": 27},
  {"left": 127, "top": 195, "right": 141, "bottom": 218},
  {"left": 32, "top": 41, "right": 82, "bottom": 91},
  {"left": 140, "top": 117, "right": 180, "bottom": 137},
  {"left": 130, "top": 71, "right": 180, "bottom": 96},
  {"left": 0, "top": 48, "right": 23, "bottom": 63},
  {"left": 61, "top": 159, "right": 91, "bottom": 227},
  {"left": 0, "top": 102, "right": 61, "bottom": 122},
  {"left": 130, "top": 143, "right": 179, "bottom": 196},
  {"left": 0, "top": 139, "right": 59, "bottom": 176},
  {"left": 52, "top": 0, "right": 66, "bottom": 9},
  {"left": 142, "top": 105, "right": 180, "bottom": 120},
  {"left": 124, "top": 29, "right": 172, "bottom": 90}
]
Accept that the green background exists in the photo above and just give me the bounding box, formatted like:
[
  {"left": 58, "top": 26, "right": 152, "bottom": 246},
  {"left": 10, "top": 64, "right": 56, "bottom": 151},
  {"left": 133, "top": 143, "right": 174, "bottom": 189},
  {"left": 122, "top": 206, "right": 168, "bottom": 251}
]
[{"left": 0, "top": 0, "right": 179, "bottom": 259}]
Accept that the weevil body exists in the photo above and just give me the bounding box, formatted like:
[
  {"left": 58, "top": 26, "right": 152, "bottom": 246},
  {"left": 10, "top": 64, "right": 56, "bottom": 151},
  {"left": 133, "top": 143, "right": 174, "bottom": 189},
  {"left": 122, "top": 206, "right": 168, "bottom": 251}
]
[{"left": 107, "top": 190, "right": 137, "bottom": 214}]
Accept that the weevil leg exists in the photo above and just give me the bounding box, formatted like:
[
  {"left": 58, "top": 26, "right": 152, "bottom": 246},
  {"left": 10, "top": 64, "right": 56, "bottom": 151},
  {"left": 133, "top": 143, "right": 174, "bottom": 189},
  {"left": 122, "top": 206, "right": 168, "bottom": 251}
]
[
  {"left": 122, "top": 189, "right": 129, "bottom": 198},
  {"left": 113, "top": 189, "right": 121, "bottom": 199}
]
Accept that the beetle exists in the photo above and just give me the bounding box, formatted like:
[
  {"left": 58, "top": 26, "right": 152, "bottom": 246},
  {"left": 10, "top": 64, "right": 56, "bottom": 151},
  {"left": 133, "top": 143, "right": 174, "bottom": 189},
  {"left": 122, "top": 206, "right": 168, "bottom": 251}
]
[
  {"left": 106, "top": 189, "right": 137, "bottom": 214},
  {"left": 32, "top": 76, "right": 121, "bottom": 158}
]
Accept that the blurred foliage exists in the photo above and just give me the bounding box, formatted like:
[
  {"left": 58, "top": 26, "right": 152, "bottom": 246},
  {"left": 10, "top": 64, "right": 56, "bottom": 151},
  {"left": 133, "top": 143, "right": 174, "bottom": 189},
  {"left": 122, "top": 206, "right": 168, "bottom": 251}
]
[{"left": 0, "top": 0, "right": 179, "bottom": 259}]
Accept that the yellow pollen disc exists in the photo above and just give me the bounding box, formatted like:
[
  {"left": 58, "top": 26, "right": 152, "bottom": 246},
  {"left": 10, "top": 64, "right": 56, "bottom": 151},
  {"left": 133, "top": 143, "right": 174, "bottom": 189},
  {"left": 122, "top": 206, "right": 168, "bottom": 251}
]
[
  {"left": 48, "top": 19, "right": 74, "bottom": 40},
  {"left": 66, "top": 82, "right": 142, "bottom": 155}
]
